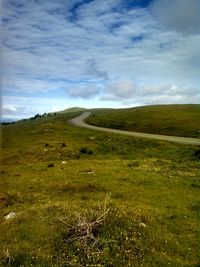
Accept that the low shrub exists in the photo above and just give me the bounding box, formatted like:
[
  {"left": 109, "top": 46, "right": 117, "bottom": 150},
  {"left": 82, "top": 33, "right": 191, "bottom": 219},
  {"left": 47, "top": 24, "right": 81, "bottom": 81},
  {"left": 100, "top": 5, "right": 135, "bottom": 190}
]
[
  {"left": 48, "top": 163, "right": 55, "bottom": 168},
  {"left": 80, "top": 147, "right": 93, "bottom": 155}
]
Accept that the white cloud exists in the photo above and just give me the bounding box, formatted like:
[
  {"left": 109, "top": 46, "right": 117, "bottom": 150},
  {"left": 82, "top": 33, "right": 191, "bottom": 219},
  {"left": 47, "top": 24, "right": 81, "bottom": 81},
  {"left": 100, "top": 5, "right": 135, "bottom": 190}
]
[
  {"left": 67, "top": 84, "right": 101, "bottom": 98},
  {"left": 102, "top": 80, "right": 200, "bottom": 105},
  {"left": 103, "top": 80, "right": 137, "bottom": 99},
  {"left": 2, "top": 104, "right": 17, "bottom": 113}
]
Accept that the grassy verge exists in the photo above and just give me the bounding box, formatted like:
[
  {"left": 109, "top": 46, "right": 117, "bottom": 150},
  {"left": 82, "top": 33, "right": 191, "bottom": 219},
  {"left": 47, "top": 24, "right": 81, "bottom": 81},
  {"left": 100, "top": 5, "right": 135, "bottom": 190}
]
[
  {"left": 0, "top": 110, "right": 200, "bottom": 266},
  {"left": 86, "top": 104, "right": 200, "bottom": 138}
]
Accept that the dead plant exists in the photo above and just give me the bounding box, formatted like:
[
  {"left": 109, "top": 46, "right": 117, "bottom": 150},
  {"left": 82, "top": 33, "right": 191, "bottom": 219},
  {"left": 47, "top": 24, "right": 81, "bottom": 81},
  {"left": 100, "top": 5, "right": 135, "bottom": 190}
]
[{"left": 57, "top": 194, "right": 111, "bottom": 245}]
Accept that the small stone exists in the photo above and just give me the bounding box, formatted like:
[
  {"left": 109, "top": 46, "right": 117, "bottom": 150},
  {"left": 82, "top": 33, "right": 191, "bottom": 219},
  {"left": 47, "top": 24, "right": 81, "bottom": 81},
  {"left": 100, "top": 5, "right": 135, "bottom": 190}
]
[
  {"left": 4, "top": 212, "right": 16, "bottom": 220},
  {"left": 139, "top": 222, "right": 147, "bottom": 228},
  {"left": 87, "top": 171, "right": 95, "bottom": 175},
  {"left": 61, "top": 161, "right": 67, "bottom": 164}
]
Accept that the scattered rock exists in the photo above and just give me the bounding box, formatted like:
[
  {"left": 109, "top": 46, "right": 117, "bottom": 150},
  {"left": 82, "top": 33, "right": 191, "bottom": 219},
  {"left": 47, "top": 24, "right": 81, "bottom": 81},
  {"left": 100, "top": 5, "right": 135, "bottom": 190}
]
[
  {"left": 61, "top": 161, "right": 67, "bottom": 164},
  {"left": 139, "top": 222, "right": 147, "bottom": 228},
  {"left": 87, "top": 171, "right": 95, "bottom": 175},
  {"left": 89, "top": 136, "right": 95, "bottom": 140},
  {"left": 4, "top": 212, "right": 16, "bottom": 220}
]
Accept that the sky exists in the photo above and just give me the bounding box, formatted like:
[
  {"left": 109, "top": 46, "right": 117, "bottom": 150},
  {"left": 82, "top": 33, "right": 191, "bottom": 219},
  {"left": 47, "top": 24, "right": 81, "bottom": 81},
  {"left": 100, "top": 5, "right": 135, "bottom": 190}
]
[{"left": 1, "top": 0, "right": 200, "bottom": 120}]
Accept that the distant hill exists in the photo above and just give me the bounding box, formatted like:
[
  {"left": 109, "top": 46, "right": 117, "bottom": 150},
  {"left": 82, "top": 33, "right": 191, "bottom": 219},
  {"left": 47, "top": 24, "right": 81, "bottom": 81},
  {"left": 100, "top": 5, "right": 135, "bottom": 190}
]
[
  {"left": 86, "top": 104, "right": 200, "bottom": 138},
  {"left": 58, "top": 107, "right": 86, "bottom": 114}
]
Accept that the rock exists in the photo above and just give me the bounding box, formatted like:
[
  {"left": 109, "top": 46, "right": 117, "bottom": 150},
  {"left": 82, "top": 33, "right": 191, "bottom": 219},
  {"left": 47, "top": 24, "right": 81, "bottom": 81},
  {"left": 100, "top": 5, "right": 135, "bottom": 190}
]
[
  {"left": 4, "top": 212, "right": 16, "bottom": 220},
  {"left": 139, "top": 222, "right": 147, "bottom": 228},
  {"left": 87, "top": 171, "right": 95, "bottom": 175},
  {"left": 61, "top": 161, "right": 67, "bottom": 164}
]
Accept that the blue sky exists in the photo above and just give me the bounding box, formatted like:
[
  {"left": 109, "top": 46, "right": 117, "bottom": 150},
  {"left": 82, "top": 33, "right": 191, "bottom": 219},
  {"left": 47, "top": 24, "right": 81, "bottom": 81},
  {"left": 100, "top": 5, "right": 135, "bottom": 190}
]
[{"left": 1, "top": 0, "right": 200, "bottom": 120}]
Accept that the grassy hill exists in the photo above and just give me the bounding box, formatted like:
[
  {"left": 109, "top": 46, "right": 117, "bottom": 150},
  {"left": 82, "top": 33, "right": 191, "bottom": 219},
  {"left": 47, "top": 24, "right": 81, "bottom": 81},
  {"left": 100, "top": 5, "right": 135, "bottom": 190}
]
[
  {"left": 0, "top": 108, "right": 200, "bottom": 266},
  {"left": 57, "top": 107, "right": 86, "bottom": 114},
  {"left": 87, "top": 104, "right": 200, "bottom": 138}
]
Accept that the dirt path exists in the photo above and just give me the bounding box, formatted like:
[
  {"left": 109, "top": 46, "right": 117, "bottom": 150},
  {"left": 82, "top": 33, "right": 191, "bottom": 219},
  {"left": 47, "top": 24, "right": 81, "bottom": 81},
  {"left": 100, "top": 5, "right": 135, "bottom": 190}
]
[{"left": 69, "top": 112, "right": 200, "bottom": 146}]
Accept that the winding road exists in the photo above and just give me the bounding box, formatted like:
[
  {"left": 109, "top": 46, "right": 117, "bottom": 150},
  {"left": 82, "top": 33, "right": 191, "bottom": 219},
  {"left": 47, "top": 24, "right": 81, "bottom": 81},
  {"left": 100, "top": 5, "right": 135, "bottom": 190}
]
[{"left": 69, "top": 112, "right": 200, "bottom": 146}]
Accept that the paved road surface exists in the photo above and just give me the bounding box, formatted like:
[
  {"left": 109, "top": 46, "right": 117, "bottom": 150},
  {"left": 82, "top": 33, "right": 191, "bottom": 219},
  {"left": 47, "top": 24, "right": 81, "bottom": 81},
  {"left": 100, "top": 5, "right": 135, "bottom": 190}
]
[{"left": 69, "top": 112, "right": 200, "bottom": 146}]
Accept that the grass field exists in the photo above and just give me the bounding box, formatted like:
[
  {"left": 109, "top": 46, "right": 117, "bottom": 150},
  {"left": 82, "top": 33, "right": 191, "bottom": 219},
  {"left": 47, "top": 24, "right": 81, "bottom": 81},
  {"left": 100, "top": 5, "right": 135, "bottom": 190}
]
[
  {"left": 86, "top": 104, "right": 200, "bottom": 138},
  {"left": 0, "top": 106, "right": 200, "bottom": 266}
]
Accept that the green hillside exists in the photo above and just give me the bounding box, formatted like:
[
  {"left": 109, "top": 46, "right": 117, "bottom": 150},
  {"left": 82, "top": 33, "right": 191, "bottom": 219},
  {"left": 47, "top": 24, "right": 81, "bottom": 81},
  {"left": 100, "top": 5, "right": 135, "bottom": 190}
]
[
  {"left": 58, "top": 107, "right": 86, "bottom": 114},
  {"left": 87, "top": 104, "right": 200, "bottom": 138},
  {"left": 0, "top": 108, "right": 200, "bottom": 266}
]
